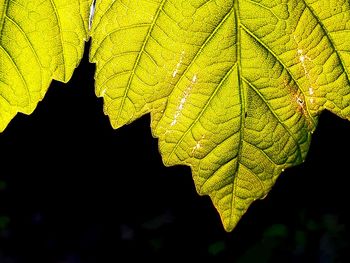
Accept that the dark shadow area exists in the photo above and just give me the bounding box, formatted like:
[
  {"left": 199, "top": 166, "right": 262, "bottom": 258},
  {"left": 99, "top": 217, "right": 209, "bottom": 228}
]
[{"left": 0, "top": 41, "right": 349, "bottom": 262}]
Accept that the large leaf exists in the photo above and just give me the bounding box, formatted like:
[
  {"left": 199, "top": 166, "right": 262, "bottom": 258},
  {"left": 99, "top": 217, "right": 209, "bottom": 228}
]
[
  {"left": 0, "top": 0, "right": 92, "bottom": 131},
  {"left": 90, "top": 0, "right": 350, "bottom": 231}
]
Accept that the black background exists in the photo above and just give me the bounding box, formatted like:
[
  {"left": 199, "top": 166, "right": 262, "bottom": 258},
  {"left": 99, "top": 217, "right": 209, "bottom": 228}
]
[{"left": 0, "top": 41, "right": 349, "bottom": 262}]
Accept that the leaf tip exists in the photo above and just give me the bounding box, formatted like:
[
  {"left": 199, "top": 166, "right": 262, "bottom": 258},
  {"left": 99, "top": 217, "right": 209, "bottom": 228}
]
[
  {"left": 211, "top": 198, "right": 246, "bottom": 232},
  {"left": 220, "top": 211, "right": 242, "bottom": 233}
]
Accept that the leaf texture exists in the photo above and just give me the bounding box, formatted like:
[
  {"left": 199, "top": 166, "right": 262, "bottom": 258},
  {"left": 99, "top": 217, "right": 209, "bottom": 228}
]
[
  {"left": 0, "top": 0, "right": 92, "bottom": 132},
  {"left": 90, "top": 0, "right": 350, "bottom": 232}
]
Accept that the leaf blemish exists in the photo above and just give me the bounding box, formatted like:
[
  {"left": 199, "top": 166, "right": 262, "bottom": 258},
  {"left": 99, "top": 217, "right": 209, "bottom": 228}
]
[
  {"left": 297, "top": 48, "right": 312, "bottom": 77},
  {"left": 293, "top": 36, "right": 316, "bottom": 110},
  {"left": 171, "top": 87, "right": 189, "bottom": 126},
  {"left": 172, "top": 51, "right": 185, "bottom": 78},
  {"left": 293, "top": 35, "right": 313, "bottom": 79},
  {"left": 170, "top": 74, "right": 197, "bottom": 127},
  {"left": 191, "top": 74, "right": 197, "bottom": 84},
  {"left": 308, "top": 86, "right": 315, "bottom": 104},
  {"left": 191, "top": 135, "right": 205, "bottom": 157},
  {"left": 296, "top": 96, "right": 304, "bottom": 106},
  {"left": 308, "top": 86, "right": 314, "bottom": 95},
  {"left": 192, "top": 141, "right": 201, "bottom": 155}
]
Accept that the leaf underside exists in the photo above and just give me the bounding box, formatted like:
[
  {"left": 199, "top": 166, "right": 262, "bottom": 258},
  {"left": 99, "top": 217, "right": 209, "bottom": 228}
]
[{"left": 1, "top": 0, "right": 350, "bottom": 232}]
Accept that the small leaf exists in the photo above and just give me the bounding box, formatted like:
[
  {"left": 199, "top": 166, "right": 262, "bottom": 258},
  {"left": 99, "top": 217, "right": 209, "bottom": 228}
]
[{"left": 90, "top": 0, "right": 350, "bottom": 232}]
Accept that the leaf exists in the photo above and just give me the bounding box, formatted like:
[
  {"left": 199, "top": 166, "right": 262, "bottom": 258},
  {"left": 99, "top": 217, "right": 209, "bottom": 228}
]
[
  {"left": 0, "top": 0, "right": 92, "bottom": 132},
  {"left": 90, "top": 0, "right": 350, "bottom": 232}
]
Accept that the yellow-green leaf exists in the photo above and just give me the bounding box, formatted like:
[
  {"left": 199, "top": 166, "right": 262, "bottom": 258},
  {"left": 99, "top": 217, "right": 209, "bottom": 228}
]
[
  {"left": 0, "top": 0, "right": 92, "bottom": 132},
  {"left": 90, "top": 0, "right": 350, "bottom": 232}
]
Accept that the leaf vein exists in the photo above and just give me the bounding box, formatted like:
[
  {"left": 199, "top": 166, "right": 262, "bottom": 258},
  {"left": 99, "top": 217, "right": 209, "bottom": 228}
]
[
  {"left": 240, "top": 24, "right": 317, "bottom": 127},
  {"left": 115, "top": 0, "right": 167, "bottom": 124},
  {"left": 242, "top": 77, "right": 303, "bottom": 162},
  {"left": 302, "top": 1, "right": 350, "bottom": 86},
  {"left": 165, "top": 65, "right": 236, "bottom": 165},
  {"left": 0, "top": 44, "right": 29, "bottom": 105},
  {"left": 49, "top": 0, "right": 66, "bottom": 80},
  {"left": 91, "top": 24, "right": 151, "bottom": 60}
]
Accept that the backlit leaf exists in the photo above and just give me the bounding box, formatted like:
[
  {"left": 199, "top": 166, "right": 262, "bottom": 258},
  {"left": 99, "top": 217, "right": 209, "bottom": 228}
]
[
  {"left": 0, "top": 0, "right": 92, "bottom": 131},
  {"left": 90, "top": 0, "right": 350, "bottom": 231}
]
